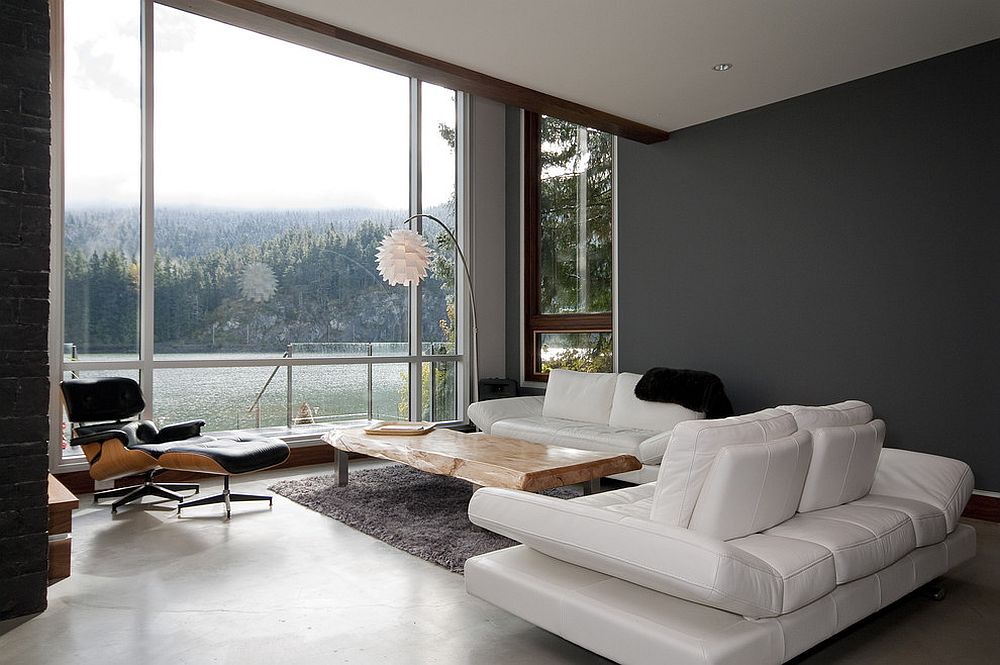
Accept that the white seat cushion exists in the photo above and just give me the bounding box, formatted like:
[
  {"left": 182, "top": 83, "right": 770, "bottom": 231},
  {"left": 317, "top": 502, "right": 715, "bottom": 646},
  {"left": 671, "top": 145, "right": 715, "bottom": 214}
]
[
  {"left": 851, "top": 494, "right": 947, "bottom": 547},
  {"left": 571, "top": 482, "right": 656, "bottom": 519},
  {"left": 764, "top": 504, "right": 916, "bottom": 584},
  {"left": 728, "top": 533, "right": 836, "bottom": 614},
  {"left": 798, "top": 420, "right": 885, "bottom": 512},
  {"left": 649, "top": 408, "right": 798, "bottom": 527},
  {"left": 608, "top": 372, "right": 703, "bottom": 431},
  {"left": 778, "top": 400, "right": 873, "bottom": 430},
  {"left": 491, "top": 416, "right": 655, "bottom": 457},
  {"left": 542, "top": 369, "right": 618, "bottom": 425},
  {"left": 688, "top": 431, "right": 813, "bottom": 541}
]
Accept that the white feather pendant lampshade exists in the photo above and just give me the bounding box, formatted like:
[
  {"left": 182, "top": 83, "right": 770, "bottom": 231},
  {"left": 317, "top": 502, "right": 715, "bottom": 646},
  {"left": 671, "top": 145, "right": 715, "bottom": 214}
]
[{"left": 376, "top": 228, "right": 432, "bottom": 286}]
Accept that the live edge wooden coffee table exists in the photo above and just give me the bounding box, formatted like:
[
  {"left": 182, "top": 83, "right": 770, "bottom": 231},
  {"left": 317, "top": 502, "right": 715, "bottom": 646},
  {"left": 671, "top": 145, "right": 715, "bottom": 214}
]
[{"left": 323, "top": 427, "right": 641, "bottom": 494}]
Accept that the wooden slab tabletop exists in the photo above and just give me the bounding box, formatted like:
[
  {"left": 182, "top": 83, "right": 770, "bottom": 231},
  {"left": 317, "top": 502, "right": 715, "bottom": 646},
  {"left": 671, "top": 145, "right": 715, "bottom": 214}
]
[{"left": 324, "top": 427, "right": 641, "bottom": 492}]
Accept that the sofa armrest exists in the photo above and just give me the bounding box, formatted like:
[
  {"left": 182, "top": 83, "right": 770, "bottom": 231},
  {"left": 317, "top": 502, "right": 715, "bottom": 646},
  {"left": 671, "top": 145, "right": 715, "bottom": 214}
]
[
  {"left": 637, "top": 429, "right": 674, "bottom": 465},
  {"left": 870, "top": 447, "right": 974, "bottom": 533},
  {"left": 467, "top": 396, "right": 544, "bottom": 433},
  {"left": 72, "top": 420, "right": 146, "bottom": 447},
  {"left": 468, "top": 488, "right": 786, "bottom": 618},
  {"left": 70, "top": 429, "right": 128, "bottom": 446}
]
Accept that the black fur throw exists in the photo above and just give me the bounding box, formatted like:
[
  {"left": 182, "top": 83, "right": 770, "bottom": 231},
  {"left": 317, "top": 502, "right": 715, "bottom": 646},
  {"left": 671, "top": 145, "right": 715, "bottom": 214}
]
[{"left": 634, "top": 368, "right": 734, "bottom": 420}]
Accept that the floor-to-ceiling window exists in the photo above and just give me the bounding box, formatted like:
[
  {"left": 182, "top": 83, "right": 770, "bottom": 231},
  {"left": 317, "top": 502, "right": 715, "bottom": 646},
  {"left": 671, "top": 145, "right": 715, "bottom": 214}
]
[
  {"left": 53, "top": 0, "right": 466, "bottom": 466},
  {"left": 524, "top": 112, "right": 614, "bottom": 382}
]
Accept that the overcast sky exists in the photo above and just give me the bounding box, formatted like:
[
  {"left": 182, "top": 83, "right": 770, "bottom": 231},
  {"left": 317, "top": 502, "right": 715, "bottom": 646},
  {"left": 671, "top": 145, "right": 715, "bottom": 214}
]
[{"left": 64, "top": 2, "right": 456, "bottom": 210}]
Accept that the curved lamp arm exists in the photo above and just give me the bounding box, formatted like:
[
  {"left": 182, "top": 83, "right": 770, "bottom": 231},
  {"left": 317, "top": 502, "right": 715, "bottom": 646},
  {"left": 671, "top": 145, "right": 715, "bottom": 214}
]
[{"left": 401, "top": 213, "right": 479, "bottom": 404}]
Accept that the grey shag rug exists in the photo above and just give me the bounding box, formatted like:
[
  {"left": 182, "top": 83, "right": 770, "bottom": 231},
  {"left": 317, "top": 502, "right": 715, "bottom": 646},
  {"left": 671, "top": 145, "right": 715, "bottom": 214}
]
[{"left": 269, "top": 464, "right": 580, "bottom": 573}]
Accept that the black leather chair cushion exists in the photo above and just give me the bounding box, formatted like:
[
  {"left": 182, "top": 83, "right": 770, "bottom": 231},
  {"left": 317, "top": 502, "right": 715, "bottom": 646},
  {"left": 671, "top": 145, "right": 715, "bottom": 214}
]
[
  {"left": 163, "top": 436, "right": 290, "bottom": 475},
  {"left": 62, "top": 377, "right": 145, "bottom": 422}
]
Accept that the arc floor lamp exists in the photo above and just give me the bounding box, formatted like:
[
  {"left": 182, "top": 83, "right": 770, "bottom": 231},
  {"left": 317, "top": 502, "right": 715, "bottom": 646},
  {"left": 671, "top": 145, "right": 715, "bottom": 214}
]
[{"left": 375, "top": 213, "right": 479, "bottom": 406}]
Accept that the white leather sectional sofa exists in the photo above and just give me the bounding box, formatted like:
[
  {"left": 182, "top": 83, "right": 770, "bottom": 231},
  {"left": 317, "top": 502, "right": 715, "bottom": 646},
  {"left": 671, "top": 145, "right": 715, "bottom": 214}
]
[
  {"left": 468, "top": 369, "right": 705, "bottom": 483},
  {"left": 465, "top": 401, "right": 975, "bottom": 665}
]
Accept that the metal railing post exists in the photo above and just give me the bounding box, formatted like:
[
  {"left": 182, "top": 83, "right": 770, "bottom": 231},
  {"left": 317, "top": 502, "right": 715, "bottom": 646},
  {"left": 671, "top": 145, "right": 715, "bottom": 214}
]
[
  {"left": 246, "top": 349, "right": 291, "bottom": 430},
  {"left": 286, "top": 344, "right": 293, "bottom": 428},
  {"left": 367, "top": 342, "right": 373, "bottom": 420},
  {"left": 430, "top": 358, "right": 437, "bottom": 422}
]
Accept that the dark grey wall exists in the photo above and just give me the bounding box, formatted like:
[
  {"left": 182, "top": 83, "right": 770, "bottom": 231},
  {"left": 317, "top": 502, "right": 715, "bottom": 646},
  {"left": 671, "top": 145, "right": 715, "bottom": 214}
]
[
  {"left": 0, "top": 0, "right": 52, "bottom": 619},
  {"left": 618, "top": 40, "right": 1000, "bottom": 490}
]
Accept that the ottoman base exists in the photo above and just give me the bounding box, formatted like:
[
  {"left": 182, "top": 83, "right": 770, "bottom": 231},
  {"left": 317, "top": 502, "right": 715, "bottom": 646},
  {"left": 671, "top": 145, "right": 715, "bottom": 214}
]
[{"left": 177, "top": 475, "right": 273, "bottom": 519}]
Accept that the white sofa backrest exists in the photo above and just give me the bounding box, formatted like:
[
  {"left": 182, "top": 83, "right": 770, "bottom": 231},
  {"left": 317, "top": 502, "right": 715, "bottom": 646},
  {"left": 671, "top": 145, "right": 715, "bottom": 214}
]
[
  {"left": 608, "top": 372, "right": 704, "bottom": 431},
  {"left": 798, "top": 420, "right": 885, "bottom": 512},
  {"left": 688, "top": 430, "right": 813, "bottom": 541},
  {"left": 779, "top": 400, "right": 873, "bottom": 430},
  {"left": 649, "top": 408, "right": 798, "bottom": 527},
  {"left": 541, "top": 369, "right": 618, "bottom": 426}
]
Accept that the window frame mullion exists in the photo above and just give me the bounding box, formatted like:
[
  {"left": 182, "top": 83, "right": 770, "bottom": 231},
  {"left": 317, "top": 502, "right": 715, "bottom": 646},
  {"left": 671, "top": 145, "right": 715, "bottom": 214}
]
[{"left": 139, "top": 0, "right": 155, "bottom": 419}]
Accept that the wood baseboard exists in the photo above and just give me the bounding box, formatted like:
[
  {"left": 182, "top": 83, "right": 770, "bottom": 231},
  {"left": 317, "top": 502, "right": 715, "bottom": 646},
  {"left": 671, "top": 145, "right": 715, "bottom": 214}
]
[
  {"left": 55, "top": 443, "right": 345, "bottom": 496},
  {"left": 963, "top": 493, "right": 1000, "bottom": 522}
]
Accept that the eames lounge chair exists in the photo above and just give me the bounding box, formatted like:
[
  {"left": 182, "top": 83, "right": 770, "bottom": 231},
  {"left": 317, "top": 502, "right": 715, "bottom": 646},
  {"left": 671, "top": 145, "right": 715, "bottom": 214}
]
[
  {"left": 61, "top": 377, "right": 202, "bottom": 513},
  {"left": 61, "top": 377, "right": 291, "bottom": 518}
]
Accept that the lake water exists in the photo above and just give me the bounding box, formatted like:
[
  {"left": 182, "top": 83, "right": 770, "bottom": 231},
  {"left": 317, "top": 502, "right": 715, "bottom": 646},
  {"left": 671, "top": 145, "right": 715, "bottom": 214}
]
[{"left": 62, "top": 352, "right": 457, "bottom": 450}]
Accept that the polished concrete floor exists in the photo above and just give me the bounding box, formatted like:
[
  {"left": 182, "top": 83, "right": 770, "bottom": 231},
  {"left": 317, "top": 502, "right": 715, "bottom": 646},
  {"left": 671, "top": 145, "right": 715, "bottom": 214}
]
[{"left": 2, "top": 460, "right": 997, "bottom": 665}]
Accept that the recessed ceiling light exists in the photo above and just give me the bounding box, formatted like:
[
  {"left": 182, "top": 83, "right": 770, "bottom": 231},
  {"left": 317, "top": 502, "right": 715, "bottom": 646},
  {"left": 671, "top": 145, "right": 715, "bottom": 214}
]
[{"left": 713, "top": 63, "right": 733, "bottom": 72}]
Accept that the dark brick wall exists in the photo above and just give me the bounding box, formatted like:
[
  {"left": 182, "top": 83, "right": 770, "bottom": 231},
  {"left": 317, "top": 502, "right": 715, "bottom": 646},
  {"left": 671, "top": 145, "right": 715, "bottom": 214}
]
[{"left": 0, "top": 0, "right": 51, "bottom": 619}]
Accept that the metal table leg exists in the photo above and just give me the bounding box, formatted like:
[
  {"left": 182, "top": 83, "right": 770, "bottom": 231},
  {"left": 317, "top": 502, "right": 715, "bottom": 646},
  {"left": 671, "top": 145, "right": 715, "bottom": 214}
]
[{"left": 334, "top": 448, "right": 349, "bottom": 487}]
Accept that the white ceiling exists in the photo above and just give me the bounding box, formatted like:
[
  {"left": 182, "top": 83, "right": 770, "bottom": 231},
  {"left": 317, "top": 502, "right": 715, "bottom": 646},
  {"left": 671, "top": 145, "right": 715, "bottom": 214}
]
[{"left": 259, "top": 0, "right": 1000, "bottom": 132}]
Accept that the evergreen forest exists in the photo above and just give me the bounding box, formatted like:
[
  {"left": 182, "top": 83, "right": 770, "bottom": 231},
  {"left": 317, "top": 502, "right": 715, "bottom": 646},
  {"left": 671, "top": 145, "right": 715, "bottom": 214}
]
[{"left": 64, "top": 205, "right": 454, "bottom": 355}]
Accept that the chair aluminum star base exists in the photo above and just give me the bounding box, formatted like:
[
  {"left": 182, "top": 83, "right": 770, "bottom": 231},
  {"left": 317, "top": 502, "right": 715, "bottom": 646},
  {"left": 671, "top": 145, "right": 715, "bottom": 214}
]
[
  {"left": 176, "top": 475, "right": 273, "bottom": 519},
  {"left": 95, "top": 469, "right": 200, "bottom": 514}
]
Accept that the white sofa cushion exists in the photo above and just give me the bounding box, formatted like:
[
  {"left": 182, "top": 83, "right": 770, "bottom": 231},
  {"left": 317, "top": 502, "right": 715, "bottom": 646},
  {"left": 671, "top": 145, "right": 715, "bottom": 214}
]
[
  {"left": 727, "top": 533, "right": 836, "bottom": 614},
  {"left": 764, "top": 504, "right": 916, "bottom": 584},
  {"left": 778, "top": 400, "right": 873, "bottom": 430},
  {"left": 688, "top": 431, "right": 813, "bottom": 541},
  {"left": 797, "top": 420, "right": 885, "bottom": 512},
  {"left": 649, "top": 408, "right": 798, "bottom": 527},
  {"left": 869, "top": 447, "right": 974, "bottom": 533},
  {"left": 571, "top": 482, "right": 656, "bottom": 519},
  {"left": 608, "top": 372, "right": 703, "bottom": 431},
  {"left": 467, "top": 396, "right": 544, "bottom": 434},
  {"left": 491, "top": 417, "right": 657, "bottom": 458},
  {"left": 469, "top": 487, "right": 799, "bottom": 618},
  {"left": 542, "top": 369, "right": 618, "bottom": 425},
  {"left": 852, "top": 494, "right": 947, "bottom": 547}
]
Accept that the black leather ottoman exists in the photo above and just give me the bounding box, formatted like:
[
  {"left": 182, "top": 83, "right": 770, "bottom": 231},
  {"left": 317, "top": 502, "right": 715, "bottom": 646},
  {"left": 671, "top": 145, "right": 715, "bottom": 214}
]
[{"left": 158, "top": 436, "right": 290, "bottom": 518}]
